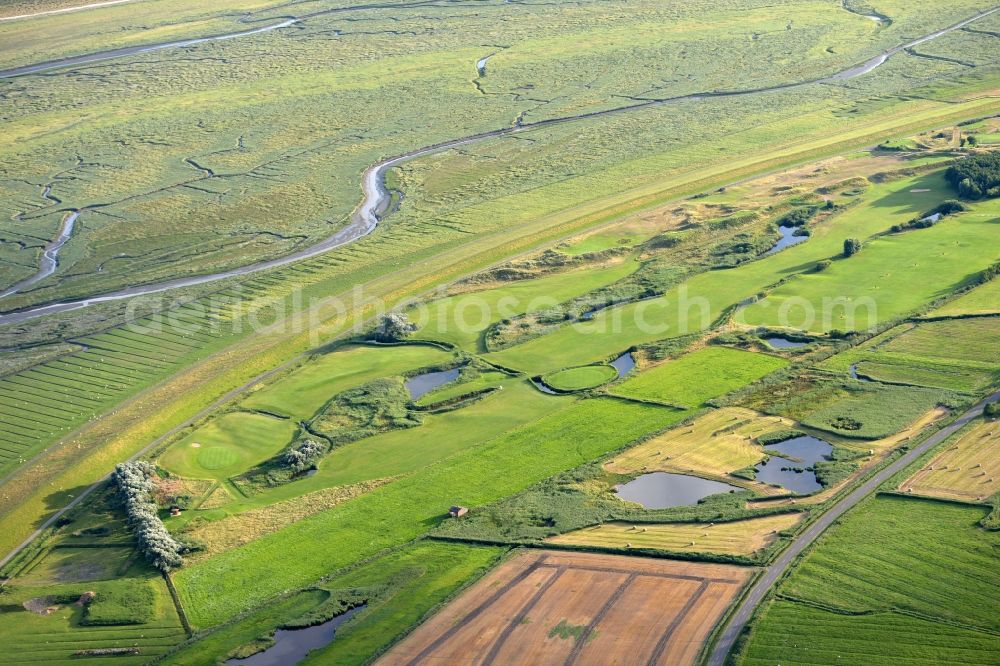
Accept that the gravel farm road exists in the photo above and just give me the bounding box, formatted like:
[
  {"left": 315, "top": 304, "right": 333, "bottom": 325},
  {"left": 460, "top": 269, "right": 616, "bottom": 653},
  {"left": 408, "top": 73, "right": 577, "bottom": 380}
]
[{"left": 707, "top": 389, "right": 1000, "bottom": 666}]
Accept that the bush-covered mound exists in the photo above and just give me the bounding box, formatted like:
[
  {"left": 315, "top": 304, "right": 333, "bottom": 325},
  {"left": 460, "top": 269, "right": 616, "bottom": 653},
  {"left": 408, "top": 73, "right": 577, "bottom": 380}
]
[{"left": 946, "top": 152, "right": 1000, "bottom": 199}]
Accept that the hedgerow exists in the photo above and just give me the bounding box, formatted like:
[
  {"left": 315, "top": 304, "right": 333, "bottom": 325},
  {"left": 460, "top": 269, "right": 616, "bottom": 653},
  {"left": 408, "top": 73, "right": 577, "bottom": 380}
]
[{"left": 111, "top": 461, "right": 184, "bottom": 572}]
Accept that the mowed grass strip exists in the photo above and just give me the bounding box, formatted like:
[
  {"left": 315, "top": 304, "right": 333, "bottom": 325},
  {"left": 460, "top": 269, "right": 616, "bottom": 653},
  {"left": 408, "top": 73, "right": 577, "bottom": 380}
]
[
  {"left": 240, "top": 344, "right": 453, "bottom": 420},
  {"left": 741, "top": 198, "right": 1000, "bottom": 333},
  {"left": 778, "top": 496, "right": 1000, "bottom": 632},
  {"left": 929, "top": 279, "right": 1000, "bottom": 317},
  {"left": 881, "top": 318, "right": 1000, "bottom": 366},
  {"left": 175, "top": 397, "right": 687, "bottom": 627},
  {"left": 742, "top": 600, "right": 1000, "bottom": 666},
  {"left": 901, "top": 418, "right": 1000, "bottom": 503},
  {"left": 548, "top": 513, "right": 803, "bottom": 555},
  {"left": 611, "top": 347, "right": 787, "bottom": 408}
]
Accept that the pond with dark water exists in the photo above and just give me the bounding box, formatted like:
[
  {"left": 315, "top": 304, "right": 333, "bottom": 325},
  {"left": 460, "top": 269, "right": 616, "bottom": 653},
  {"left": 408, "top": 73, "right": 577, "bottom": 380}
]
[
  {"left": 610, "top": 352, "right": 635, "bottom": 378},
  {"left": 614, "top": 472, "right": 740, "bottom": 509},
  {"left": 755, "top": 435, "right": 833, "bottom": 494},
  {"left": 226, "top": 605, "right": 365, "bottom": 666},
  {"left": 765, "top": 225, "right": 808, "bottom": 255},
  {"left": 406, "top": 367, "right": 461, "bottom": 400},
  {"left": 764, "top": 337, "right": 808, "bottom": 349}
]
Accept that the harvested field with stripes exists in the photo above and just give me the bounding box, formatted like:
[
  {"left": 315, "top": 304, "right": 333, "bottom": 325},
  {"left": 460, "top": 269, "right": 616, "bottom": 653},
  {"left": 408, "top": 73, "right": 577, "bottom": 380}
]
[
  {"left": 547, "top": 513, "right": 804, "bottom": 556},
  {"left": 378, "top": 550, "right": 752, "bottom": 666},
  {"left": 901, "top": 417, "right": 1000, "bottom": 503}
]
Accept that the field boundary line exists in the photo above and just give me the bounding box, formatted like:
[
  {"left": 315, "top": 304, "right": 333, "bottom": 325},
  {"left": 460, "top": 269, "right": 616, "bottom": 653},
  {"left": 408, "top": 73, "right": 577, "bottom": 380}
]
[{"left": 163, "top": 572, "right": 194, "bottom": 637}]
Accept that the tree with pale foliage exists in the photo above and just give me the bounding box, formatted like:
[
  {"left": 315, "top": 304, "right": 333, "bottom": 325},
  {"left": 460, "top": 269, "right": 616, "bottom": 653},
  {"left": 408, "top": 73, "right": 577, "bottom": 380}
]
[{"left": 374, "top": 312, "right": 417, "bottom": 342}]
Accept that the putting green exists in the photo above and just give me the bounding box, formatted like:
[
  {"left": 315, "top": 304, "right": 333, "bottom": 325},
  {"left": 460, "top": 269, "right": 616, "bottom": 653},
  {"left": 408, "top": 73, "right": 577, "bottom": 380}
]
[
  {"left": 543, "top": 364, "right": 618, "bottom": 391},
  {"left": 159, "top": 412, "right": 298, "bottom": 482},
  {"left": 198, "top": 447, "right": 240, "bottom": 471}
]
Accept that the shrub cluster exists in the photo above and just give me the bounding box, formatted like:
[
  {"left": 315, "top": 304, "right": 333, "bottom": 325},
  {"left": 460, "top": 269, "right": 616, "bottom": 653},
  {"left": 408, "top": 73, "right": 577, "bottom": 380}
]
[
  {"left": 842, "top": 238, "right": 862, "bottom": 257},
  {"left": 373, "top": 313, "right": 417, "bottom": 342},
  {"left": 891, "top": 200, "right": 968, "bottom": 232},
  {"left": 112, "top": 461, "right": 184, "bottom": 572},
  {"left": 283, "top": 438, "right": 328, "bottom": 474},
  {"left": 777, "top": 206, "right": 818, "bottom": 227},
  {"left": 946, "top": 152, "right": 1000, "bottom": 199}
]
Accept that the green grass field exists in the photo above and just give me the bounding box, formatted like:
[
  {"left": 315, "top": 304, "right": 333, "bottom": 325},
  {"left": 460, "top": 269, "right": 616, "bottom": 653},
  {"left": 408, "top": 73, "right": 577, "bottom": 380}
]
[
  {"left": 744, "top": 601, "right": 1000, "bottom": 666},
  {"left": 174, "top": 396, "right": 684, "bottom": 626},
  {"left": 4, "top": 3, "right": 1000, "bottom": 663},
  {"left": 740, "top": 198, "right": 1000, "bottom": 333},
  {"left": 818, "top": 318, "right": 1000, "bottom": 393},
  {"left": 411, "top": 261, "right": 637, "bottom": 351},
  {"left": 542, "top": 364, "right": 618, "bottom": 391},
  {"left": 158, "top": 411, "right": 298, "bottom": 482},
  {"left": 209, "top": 379, "right": 566, "bottom": 514},
  {"left": 2, "top": 575, "right": 186, "bottom": 665},
  {"left": 487, "top": 171, "right": 991, "bottom": 372},
  {"left": 162, "top": 541, "right": 502, "bottom": 666},
  {"left": 742, "top": 496, "right": 1000, "bottom": 664},
  {"left": 929, "top": 279, "right": 1000, "bottom": 317},
  {"left": 241, "top": 344, "right": 452, "bottom": 419},
  {"left": 611, "top": 347, "right": 787, "bottom": 408}
]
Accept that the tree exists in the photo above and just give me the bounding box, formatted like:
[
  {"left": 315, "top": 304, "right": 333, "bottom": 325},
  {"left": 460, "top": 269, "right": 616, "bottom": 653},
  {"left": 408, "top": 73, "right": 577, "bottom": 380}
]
[
  {"left": 112, "top": 462, "right": 184, "bottom": 572},
  {"left": 373, "top": 312, "right": 417, "bottom": 342},
  {"left": 843, "top": 238, "right": 862, "bottom": 257}
]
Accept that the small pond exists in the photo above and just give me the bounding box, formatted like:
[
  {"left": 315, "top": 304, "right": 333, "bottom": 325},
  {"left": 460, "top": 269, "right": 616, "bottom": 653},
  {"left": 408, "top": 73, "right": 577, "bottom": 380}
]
[
  {"left": 610, "top": 352, "right": 635, "bottom": 378},
  {"left": 406, "top": 367, "right": 461, "bottom": 400},
  {"left": 766, "top": 225, "right": 808, "bottom": 255},
  {"left": 764, "top": 337, "right": 808, "bottom": 349},
  {"left": 531, "top": 378, "right": 559, "bottom": 395},
  {"left": 614, "top": 472, "right": 740, "bottom": 509},
  {"left": 226, "top": 605, "right": 366, "bottom": 666},
  {"left": 755, "top": 435, "right": 833, "bottom": 495}
]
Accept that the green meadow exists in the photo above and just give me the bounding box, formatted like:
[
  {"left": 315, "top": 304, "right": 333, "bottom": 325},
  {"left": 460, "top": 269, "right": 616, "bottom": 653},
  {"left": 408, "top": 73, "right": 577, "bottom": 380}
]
[
  {"left": 611, "top": 347, "right": 787, "bottom": 408},
  {"left": 163, "top": 541, "right": 503, "bottom": 666},
  {"left": 930, "top": 279, "right": 1000, "bottom": 316},
  {"left": 2, "top": 2, "right": 1000, "bottom": 664},
  {"left": 819, "top": 318, "right": 1000, "bottom": 393},
  {"left": 411, "top": 260, "right": 637, "bottom": 351},
  {"left": 489, "top": 171, "right": 994, "bottom": 372},
  {"left": 175, "top": 397, "right": 685, "bottom": 626},
  {"left": 240, "top": 344, "right": 452, "bottom": 420},
  {"left": 203, "top": 379, "right": 567, "bottom": 514},
  {"left": 742, "top": 496, "right": 1000, "bottom": 664}
]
